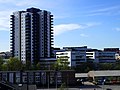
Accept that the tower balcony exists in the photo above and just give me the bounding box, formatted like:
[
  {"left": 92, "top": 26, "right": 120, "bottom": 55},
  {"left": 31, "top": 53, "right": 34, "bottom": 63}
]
[
  {"left": 10, "top": 15, "right": 14, "bottom": 19},
  {"left": 51, "top": 29, "right": 53, "bottom": 31},
  {"left": 51, "top": 32, "right": 53, "bottom": 34}
]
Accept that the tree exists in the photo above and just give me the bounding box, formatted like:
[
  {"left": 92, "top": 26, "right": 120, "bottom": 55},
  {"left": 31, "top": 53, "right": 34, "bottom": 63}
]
[
  {"left": 75, "top": 62, "right": 95, "bottom": 73},
  {"left": 5, "top": 57, "right": 23, "bottom": 71},
  {"left": 54, "top": 56, "right": 70, "bottom": 70},
  {"left": 59, "top": 82, "right": 67, "bottom": 90},
  {"left": 0, "top": 57, "right": 4, "bottom": 70},
  {"left": 113, "top": 61, "right": 120, "bottom": 70},
  {"left": 36, "top": 62, "right": 41, "bottom": 70},
  {"left": 98, "top": 63, "right": 113, "bottom": 70},
  {"left": 24, "top": 60, "right": 33, "bottom": 70}
]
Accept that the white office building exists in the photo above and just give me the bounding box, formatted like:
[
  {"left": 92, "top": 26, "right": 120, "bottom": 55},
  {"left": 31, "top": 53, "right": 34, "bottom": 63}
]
[
  {"left": 56, "top": 46, "right": 117, "bottom": 68},
  {"left": 56, "top": 46, "right": 87, "bottom": 67}
]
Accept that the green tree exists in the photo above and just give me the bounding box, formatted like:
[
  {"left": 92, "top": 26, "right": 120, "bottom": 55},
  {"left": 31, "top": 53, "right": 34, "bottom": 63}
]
[
  {"left": 25, "top": 60, "right": 32, "bottom": 70},
  {"left": 59, "top": 82, "right": 67, "bottom": 90},
  {"left": 113, "top": 61, "right": 120, "bottom": 70},
  {"left": 36, "top": 62, "right": 41, "bottom": 70},
  {"left": 54, "top": 56, "right": 70, "bottom": 70},
  {"left": 1, "top": 64, "right": 7, "bottom": 71},
  {"left": 0, "top": 57, "right": 4, "bottom": 70},
  {"left": 6, "top": 57, "right": 23, "bottom": 71},
  {"left": 74, "top": 62, "right": 95, "bottom": 73},
  {"left": 98, "top": 63, "right": 113, "bottom": 70}
]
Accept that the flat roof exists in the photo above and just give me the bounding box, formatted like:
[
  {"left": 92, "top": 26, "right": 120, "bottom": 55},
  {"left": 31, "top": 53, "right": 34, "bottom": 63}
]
[
  {"left": 75, "top": 73, "right": 88, "bottom": 78},
  {"left": 88, "top": 70, "right": 120, "bottom": 77}
]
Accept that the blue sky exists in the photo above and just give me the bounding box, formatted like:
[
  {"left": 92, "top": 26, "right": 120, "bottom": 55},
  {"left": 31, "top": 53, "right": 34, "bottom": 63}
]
[{"left": 0, "top": 0, "right": 120, "bottom": 51}]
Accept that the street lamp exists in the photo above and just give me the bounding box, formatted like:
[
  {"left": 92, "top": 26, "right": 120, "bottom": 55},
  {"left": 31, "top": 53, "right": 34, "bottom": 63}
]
[
  {"left": 41, "top": 72, "right": 45, "bottom": 89},
  {"left": 47, "top": 72, "right": 49, "bottom": 89},
  {"left": 102, "top": 79, "right": 106, "bottom": 90},
  {"left": 56, "top": 71, "right": 57, "bottom": 90},
  {"left": 55, "top": 69, "right": 58, "bottom": 90}
]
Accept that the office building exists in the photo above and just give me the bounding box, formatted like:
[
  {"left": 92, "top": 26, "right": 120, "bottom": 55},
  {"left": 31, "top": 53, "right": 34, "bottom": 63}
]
[
  {"left": 56, "top": 46, "right": 117, "bottom": 68},
  {"left": 10, "top": 7, "right": 54, "bottom": 64},
  {"left": 56, "top": 46, "right": 87, "bottom": 67},
  {"left": 86, "top": 49, "right": 116, "bottom": 63}
]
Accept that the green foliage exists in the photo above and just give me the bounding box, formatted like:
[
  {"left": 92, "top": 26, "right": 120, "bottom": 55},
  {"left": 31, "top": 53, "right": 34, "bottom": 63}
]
[
  {"left": 75, "top": 62, "right": 95, "bottom": 73},
  {"left": 36, "top": 62, "right": 41, "bottom": 70},
  {"left": 6, "top": 57, "right": 23, "bottom": 71},
  {"left": 98, "top": 63, "right": 113, "bottom": 70},
  {"left": 59, "top": 82, "right": 67, "bottom": 90},
  {"left": 75, "top": 62, "right": 120, "bottom": 73},
  {"left": 0, "top": 57, "right": 4, "bottom": 70},
  {"left": 25, "top": 60, "right": 32, "bottom": 70},
  {"left": 1, "top": 64, "right": 7, "bottom": 71},
  {"left": 54, "top": 56, "right": 70, "bottom": 70},
  {"left": 0, "top": 57, "right": 41, "bottom": 71}
]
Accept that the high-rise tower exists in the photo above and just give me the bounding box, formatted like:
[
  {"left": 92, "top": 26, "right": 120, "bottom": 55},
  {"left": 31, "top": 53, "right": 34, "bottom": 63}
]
[{"left": 10, "top": 8, "right": 54, "bottom": 64}]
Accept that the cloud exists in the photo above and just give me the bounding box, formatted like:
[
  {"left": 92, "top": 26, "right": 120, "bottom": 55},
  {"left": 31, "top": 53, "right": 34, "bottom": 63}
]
[
  {"left": 80, "top": 34, "right": 88, "bottom": 37},
  {"left": 115, "top": 28, "right": 120, "bottom": 31},
  {"left": 0, "top": 10, "right": 13, "bottom": 31},
  {"left": 0, "top": 0, "right": 35, "bottom": 5},
  {"left": 54, "top": 24, "right": 82, "bottom": 36},
  {"left": 87, "top": 6, "right": 120, "bottom": 16},
  {"left": 0, "top": 0, "right": 59, "bottom": 9},
  {"left": 90, "top": 6, "right": 119, "bottom": 13},
  {"left": 54, "top": 23, "right": 100, "bottom": 36},
  {"left": 15, "top": 0, "right": 39, "bottom": 6}
]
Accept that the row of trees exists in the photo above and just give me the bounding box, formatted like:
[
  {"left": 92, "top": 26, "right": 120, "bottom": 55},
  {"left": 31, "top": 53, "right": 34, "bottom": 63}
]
[
  {"left": 75, "top": 61, "right": 120, "bottom": 73},
  {"left": 0, "top": 56, "right": 70, "bottom": 71},
  {"left": 1, "top": 56, "right": 120, "bottom": 72},
  {"left": 0, "top": 57, "right": 42, "bottom": 71}
]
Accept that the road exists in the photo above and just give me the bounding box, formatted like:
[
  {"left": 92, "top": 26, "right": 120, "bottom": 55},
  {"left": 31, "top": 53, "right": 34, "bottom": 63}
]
[{"left": 37, "top": 85, "right": 120, "bottom": 90}]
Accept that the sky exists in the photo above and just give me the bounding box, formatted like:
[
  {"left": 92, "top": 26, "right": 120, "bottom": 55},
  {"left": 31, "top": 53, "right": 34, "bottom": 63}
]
[{"left": 0, "top": 0, "right": 120, "bottom": 51}]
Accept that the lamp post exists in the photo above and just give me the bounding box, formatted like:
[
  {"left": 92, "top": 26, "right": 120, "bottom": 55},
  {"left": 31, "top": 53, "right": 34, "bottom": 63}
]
[
  {"left": 47, "top": 73, "right": 49, "bottom": 89},
  {"left": 41, "top": 72, "right": 45, "bottom": 89},
  {"left": 67, "top": 74, "right": 68, "bottom": 89},
  {"left": 27, "top": 72, "right": 29, "bottom": 90},
  {"left": 56, "top": 71, "right": 57, "bottom": 90},
  {"left": 55, "top": 69, "right": 58, "bottom": 90},
  {"left": 102, "top": 79, "right": 106, "bottom": 90}
]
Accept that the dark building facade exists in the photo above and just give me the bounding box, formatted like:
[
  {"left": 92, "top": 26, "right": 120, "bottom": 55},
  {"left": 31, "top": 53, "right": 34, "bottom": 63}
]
[
  {"left": 0, "top": 70, "right": 75, "bottom": 87},
  {"left": 10, "top": 8, "right": 54, "bottom": 64}
]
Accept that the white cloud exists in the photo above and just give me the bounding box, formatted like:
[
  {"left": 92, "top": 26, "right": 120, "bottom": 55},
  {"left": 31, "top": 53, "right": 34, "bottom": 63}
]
[
  {"left": 80, "top": 34, "right": 88, "bottom": 37},
  {"left": 0, "top": 0, "right": 35, "bottom": 5},
  {"left": 115, "top": 28, "right": 120, "bottom": 31},
  {"left": 54, "top": 23, "right": 99, "bottom": 36},
  {"left": 90, "top": 6, "right": 119, "bottom": 13},
  {"left": 15, "top": 0, "right": 38, "bottom": 6},
  {"left": 0, "top": 0, "right": 15, "bottom": 3},
  {"left": 54, "top": 24, "right": 82, "bottom": 36},
  {"left": 85, "top": 22, "right": 101, "bottom": 27},
  {"left": 0, "top": 0, "right": 58, "bottom": 9},
  {"left": 87, "top": 6, "right": 120, "bottom": 16},
  {"left": 0, "top": 10, "right": 13, "bottom": 31}
]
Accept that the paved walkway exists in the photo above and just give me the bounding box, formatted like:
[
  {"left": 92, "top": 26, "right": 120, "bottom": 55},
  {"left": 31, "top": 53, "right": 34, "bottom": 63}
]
[{"left": 37, "top": 85, "right": 120, "bottom": 90}]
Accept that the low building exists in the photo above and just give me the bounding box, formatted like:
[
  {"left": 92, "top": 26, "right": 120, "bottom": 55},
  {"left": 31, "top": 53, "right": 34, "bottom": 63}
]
[
  {"left": 0, "top": 70, "right": 75, "bottom": 87},
  {"left": 0, "top": 51, "right": 11, "bottom": 59},
  {"left": 0, "top": 52, "right": 6, "bottom": 59},
  {"left": 88, "top": 70, "right": 120, "bottom": 84},
  {"left": 39, "top": 58, "right": 56, "bottom": 69}
]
